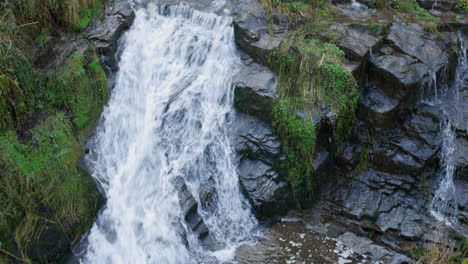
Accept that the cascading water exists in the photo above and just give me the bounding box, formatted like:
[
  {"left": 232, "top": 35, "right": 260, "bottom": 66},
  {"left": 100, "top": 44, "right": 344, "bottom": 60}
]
[
  {"left": 430, "top": 31, "right": 467, "bottom": 227},
  {"left": 430, "top": 120, "right": 457, "bottom": 225},
  {"left": 80, "top": 3, "right": 257, "bottom": 263}
]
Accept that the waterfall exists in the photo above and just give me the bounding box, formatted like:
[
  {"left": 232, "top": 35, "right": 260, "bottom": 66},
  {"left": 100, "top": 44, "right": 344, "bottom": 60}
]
[
  {"left": 430, "top": 120, "right": 457, "bottom": 225},
  {"left": 430, "top": 31, "right": 467, "bottom": 227},
  {"left": 80, "top": 3, "right": 257, "bottom": 263}
]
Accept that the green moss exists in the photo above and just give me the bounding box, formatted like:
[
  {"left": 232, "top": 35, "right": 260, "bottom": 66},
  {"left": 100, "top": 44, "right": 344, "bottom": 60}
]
[
  {"left": 273, "top": 100, "right": 316, "bottom": 204},
  {"left": 36, "top": 28, "right": 51, "bottom": 48},
  {"left": 0, "top": 45, "right": 46, "bottom": 131},
  {"left": 0, "top": 114, "right": 99, "bottom": 262},
  {"left": 321, "top": 63, "right": 359, "bottom": 147},
  {"left": 47, "top": 48, "right": 109, "bottom": 134},
  {"left": 269, "top": 29, "right": 359, "bottom": 205},
  {"left": 456, "top": 0, "right": 468, "bottom": 12},
  {"left": 73, "top": 0, "right": 103, "bottom": 31},
  {"left": 392, "top": 0, "right": 431, "bottom": 16},
  {"left": 409, "top": 247, "right": 428, "bottom": 259},
  {"left": 2, "top": 0, "right": 102, "bottom": 33}
]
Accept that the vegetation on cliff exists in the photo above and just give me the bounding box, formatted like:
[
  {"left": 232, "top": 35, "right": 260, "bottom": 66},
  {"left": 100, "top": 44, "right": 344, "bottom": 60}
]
[
  {"left": 262, "top": 0, "right": 359, "bottom": 204},
  {"left": 0, "top": 1, "right": 105, "bottom": 263}
]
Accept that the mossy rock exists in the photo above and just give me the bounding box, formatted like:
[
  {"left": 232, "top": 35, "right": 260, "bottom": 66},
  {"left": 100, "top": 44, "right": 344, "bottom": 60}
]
[
  {"left": 47, "top": 45, "right": 109, "bottom": 146},
  {"left": 0, "top": 114, "right": 100, "bottom": 263},
  {"left": 0, "top": 44, "right": 107, "bottom": 263}
]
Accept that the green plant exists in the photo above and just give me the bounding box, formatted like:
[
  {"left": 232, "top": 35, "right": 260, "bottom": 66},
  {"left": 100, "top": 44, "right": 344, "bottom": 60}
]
[
  {"left": 273, "top": 100, "right": 316, "bottom": 204},
  {"left": 0, "top": 114, "right": 99, "bottom": 262},
  {"left": 36, "top": 28, "right": 51, "bottom": 48},
  {"left": 392, "top": 0, "right": 431, "bottom": 16},
  {"left": 368, "top": 0, "right": 385, "bottom": 9},
  {"left": 47, "top": 49, "right": 109, "bottom": 131},
  {"left": 348, "top": 144, "right": 370, "bottom": 178},
  {"left": 455, "top": 0, "right": 468, "bottom": 12},
  {"left": 269, "top": 34, "right": 359, "bottom": 204}
]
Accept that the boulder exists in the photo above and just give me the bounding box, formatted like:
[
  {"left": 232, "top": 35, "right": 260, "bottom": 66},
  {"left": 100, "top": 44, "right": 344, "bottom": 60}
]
[
  {"left": 387, "top": 23, "right": 449, "bottom": 72},
  {"left": 370, "top": 45, "right": 427, "bottom": 103},
  {"left": 85, "top": 0, "right": 135, "bottom": 72},
  {"left": 172, "top": 177, "right": 210, "bottom": 241},
  {"left": 328, "top": 23, "right": 384, "bottom": 62},
  {"left": 26, "top": 222, "right": 70, "bottom": 264},
  {"left": 359, "top": 83, "right": 400, "bottom": 129},
  {"left": 233, "top": 60, "right": 278, "bottom": 124},
  {"left": 369, "top": 23, "right": 456, "bottom": 106},
  {"left": 231, "top": 112, "right": 292, "bottom": 218},
  {"left": 232, "top": 0, "right": 287, "bottom": 65}
]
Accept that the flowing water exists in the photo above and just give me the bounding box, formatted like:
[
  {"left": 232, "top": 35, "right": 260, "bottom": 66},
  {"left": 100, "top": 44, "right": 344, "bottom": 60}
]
[
  {"left": 430, "top": 31, "right": 467, "bottom": 227},
  {"left": 81, "top": 3, "right": 257, "bottom": 263}
]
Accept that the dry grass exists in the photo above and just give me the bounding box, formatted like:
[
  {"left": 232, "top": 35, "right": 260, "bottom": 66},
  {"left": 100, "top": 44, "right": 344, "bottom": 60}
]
[{"left": 416, "top": 225, "right": 466, "bottom": 264}]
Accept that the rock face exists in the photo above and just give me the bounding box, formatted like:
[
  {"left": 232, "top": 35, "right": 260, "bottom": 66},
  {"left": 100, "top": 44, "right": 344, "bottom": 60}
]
[
  {"left": 172, "top": 177, "right": 211, "bottom": 243},
  {"left": 85, "top": 0, "right": 135, "bottom": 73},
  {"left": 308, "top": 11, "right": 468, "bottom": 262},
  {"left": 231, "top": 112, "right": 292, "bottom": 219},
  {"left": 232, "top": 0, "right": 287, "bottom": 65},
  {"left": 233, "top": 59, "right": 278, "bottom": 124},
  {"left": 230, "top": 0, "right": 468, "bottom": 261},
  {"left": 35, "top": 0, "right": 135, "bottom": 75}
]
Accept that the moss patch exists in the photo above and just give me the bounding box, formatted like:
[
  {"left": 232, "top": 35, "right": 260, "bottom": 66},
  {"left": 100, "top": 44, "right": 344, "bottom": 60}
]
[
  {"left": 0, "top": 114, "right": 99, "bottom": 263},
  {"left": 0, "top": 44, "right": 107, "bottom": 262},
  {"left": 273, "top": 100, "right": 316, "bottom": 204},
  {"left": 267, "top": 6, "right": 359, "bottom": 205},
  {"left": 47, "top": 48, "right": 109, "bottom": 140}
]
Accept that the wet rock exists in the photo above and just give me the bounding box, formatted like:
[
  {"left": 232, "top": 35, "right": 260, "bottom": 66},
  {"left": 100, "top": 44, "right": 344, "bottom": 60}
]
[
  {"left": 387, "top": 23, "right": 448, "bottom": 69},
  {"left": 233, "top": 60, "right": 278, "bottom": 124},
  {"left": 418, "top": 0, "right": 458, "bottom": 12},
  {"left": 27, "top": 222, "right": 70, "bottom": 263},
  {"left": 336, "top": 232, "right": 413, "bottom": 264},
  {"left": 359, "top": 83, "right": 400, "bottom": 129},
  {"left": 328, "top": 23, "right": 383, "bottom": 61},
  {"left": 369, "top": 23, "right": 455, "bottom": 106},
  {"left": 85, "top": 0, "right": 135, "bottom": 72},
  {"left": 370, "top": 45, "right": 427, "bottom": 103},
  {"left": 231, "top": 113, "right": 292, "bottom": 218},
  {"left": 172, "top": 177, "right": 210, "bottom": 241},
  {"left": 232, "top": 0, "right": 287, "bottom": 65}
]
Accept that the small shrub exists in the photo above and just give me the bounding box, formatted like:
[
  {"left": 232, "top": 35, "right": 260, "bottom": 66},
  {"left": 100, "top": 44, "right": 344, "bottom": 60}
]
[
  {"left": 392, "top": 0, "right": 431, "bottom": 16},
  {"left": 455, "top": 0, "right": 468, "bottom": 12}
]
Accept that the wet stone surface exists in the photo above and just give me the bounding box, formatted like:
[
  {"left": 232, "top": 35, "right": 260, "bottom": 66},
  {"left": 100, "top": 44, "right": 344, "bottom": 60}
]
[{"left": 234, "top": 220, "right": 371, "bottom": 264}]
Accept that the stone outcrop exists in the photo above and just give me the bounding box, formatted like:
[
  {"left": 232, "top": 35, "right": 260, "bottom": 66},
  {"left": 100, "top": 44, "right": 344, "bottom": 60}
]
[
  {"left": 172, "top": 177, "right": 210, "bottom": 241},
  {"left": 231, "top": 112, "right": 292, "bottom": 219},
  {"left": 85, "top": 0, "right": 135, "bottom": 73},
  {"left": 232, "top": 0, "right": 288, "bottom": 65},
  {"left": 231, "top": 1, "right": 468, "bottom": 261},
  {"left": 233, "top": 58, "right": 278, "bottom": 124}
]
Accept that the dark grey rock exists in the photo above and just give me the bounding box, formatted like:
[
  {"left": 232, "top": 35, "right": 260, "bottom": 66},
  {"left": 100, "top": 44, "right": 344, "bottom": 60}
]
[
  {"left": 231, "top": 112, "right": 292, "bottom": 218},
  {"left": 85, "top": 0, "right": 135, "bottom": 72},
  {"left": 359, "top": 84, "right": 400, "bottom": 129},
  {"left": 387, "top": 23, "right": 448, "bottom": 72},
  {"left": 336, "top": 232, "right": 413, "bottom": 264},
  {"left": 233, "top": 61, "right": 278, "bottom": 124},
  {"left": 27, "top": 222, "right": 70, "bottom": 264},
  {"left": 328, "top": 23, "right": 383, "bottom": 61},
  {"left": 172, "top": 177, "right": 210, "bottom": 241},
  {"left": 232, "top": 0, "right": 287, "bottom": 65},
  {"left": 417, "top": 0, "right": 458, "bottom": 12}
]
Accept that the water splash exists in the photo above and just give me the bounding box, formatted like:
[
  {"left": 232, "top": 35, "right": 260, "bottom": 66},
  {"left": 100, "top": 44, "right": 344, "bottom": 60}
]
[
  {"left": 430, "top": 120, "right": 457, "bottom": 226},
  {"left": 430, "top": 30, "right": 467, "bottom": 227},
  {"left": 80, "top": 4, "right": 257, "bottom": 264}
]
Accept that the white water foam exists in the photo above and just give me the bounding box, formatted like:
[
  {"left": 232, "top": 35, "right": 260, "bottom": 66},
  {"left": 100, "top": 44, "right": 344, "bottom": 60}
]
[
  {"left": 81, "top": 3, "right": 257, "bottom": 264},
  {"left": 430, "top": 31, "right": 467, "bottom": 227}
]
